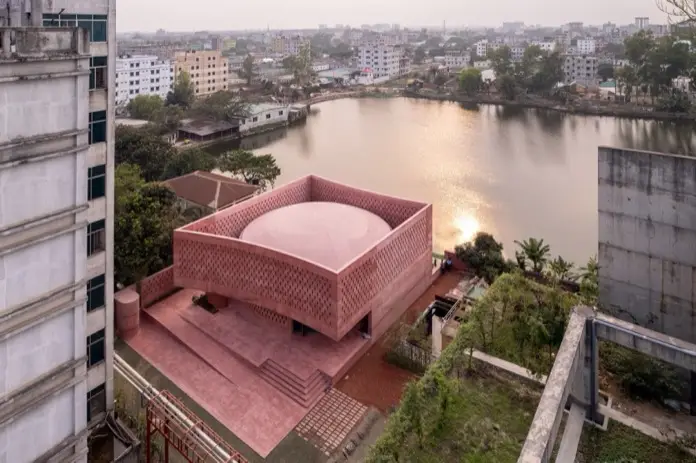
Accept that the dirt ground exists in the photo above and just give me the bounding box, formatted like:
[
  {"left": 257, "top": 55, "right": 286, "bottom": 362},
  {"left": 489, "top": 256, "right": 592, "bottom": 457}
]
[{"left": 335, "top": 271, "right": 462, "bottom": 412}]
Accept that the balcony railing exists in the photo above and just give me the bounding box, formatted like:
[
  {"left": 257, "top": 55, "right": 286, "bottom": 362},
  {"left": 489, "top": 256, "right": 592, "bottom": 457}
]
[{"left": 0, "top": 26, "right": 89, "bottom": 60}]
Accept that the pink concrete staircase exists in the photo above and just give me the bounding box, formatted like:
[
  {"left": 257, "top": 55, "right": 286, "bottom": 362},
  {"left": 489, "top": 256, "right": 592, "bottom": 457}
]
[{"left": 259, "top": 360, "right": 331, "bottom": 409}]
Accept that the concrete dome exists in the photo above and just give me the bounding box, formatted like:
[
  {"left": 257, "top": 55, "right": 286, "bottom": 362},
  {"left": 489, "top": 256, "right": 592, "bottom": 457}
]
[{"left": 240, "top": 202, "right": 392, "bottom": 270}]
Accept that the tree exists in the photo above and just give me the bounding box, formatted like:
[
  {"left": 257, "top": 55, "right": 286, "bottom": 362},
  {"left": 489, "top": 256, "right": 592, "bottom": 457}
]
[
  {"left": 161, "top": 148, "right": 217, "bottom": 180},
  {"left": 127, "top": 94, "right": 164, "bottom": 120},
  {"left": 658, "top": 0, "right": 696, "bottom": 24},
  {"left": 153, "top": 105, "right": 184, "bottom": 133},
  {"left": 597, "top": 63, "right": 615, "bottom": 82},
  {"left": 191, "top": 91, "right": 250, "bottom": 123},
  {"left": 414, "top": 47, "right": 426, "bottom": 64},
  {"left": 433, "top": 73, "right": 448, "bottom": 88},
  {"left": 514, "top": 237, "right": 551, "bottom": 273},
  {"left": 166, "top": 71, "right": 195, "bottom": 109},
  {"left": 624, "top": 30, "right": 655, "bottom": 67},
  {"left": 458, "top": 68, "right": 482, "bottom": 96},
  {"left": 463, "top": 272, "right": 579, "bottom": 376},
  {"left": 454, "top": 232, "right": 509, "bottom": 283},
  {"left": 497, "top": 74, "right": 517, "bottom": 100},
  {"left": 579, "top": 255, "right": 599, "bottom": 305},
  {"left": 616, "top": 66, "right": 638, "bottom": 102},
  {"left": 548, "top": 256, "right": 575, "bottom": 282},
  {"left": 489, "top": 46, "right": 513, "bottom": 77},
  {"left": 217, "top": 150, "right": 281, "bottom": 190},
  {"left": 114, "top": 164, "right": 180, "bottom": 286},
  {"left": 239, "top": 54, "right": 256, "bottom": 85},
  {"left": 115, "top": 125, "right": 175, "bottom": 181}
]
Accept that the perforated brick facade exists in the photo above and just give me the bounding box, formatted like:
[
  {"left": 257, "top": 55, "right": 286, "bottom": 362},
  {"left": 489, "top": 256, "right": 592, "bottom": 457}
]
[
  {"left": 174, "top": 175, "right": 432, "bottom": 341},
  {"left": 139, "top": 266, "right": 178, "bottom": 308}
]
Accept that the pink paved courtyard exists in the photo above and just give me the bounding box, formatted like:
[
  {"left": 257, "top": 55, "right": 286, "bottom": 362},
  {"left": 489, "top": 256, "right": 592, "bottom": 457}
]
[{"left": 124, "top": 289, "right": 371, "bottom": 457}]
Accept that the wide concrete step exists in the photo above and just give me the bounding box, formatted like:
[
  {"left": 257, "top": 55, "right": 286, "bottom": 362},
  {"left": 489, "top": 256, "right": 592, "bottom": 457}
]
[{"left": 260, "top": 360, "right": 330, "bottom": 408}]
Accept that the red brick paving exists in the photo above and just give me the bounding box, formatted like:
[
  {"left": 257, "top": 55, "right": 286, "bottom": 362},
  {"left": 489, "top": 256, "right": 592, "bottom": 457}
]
[
  {"left": 335, "top": 272, "right": 462, "bottom": 412},
  {"left": 295, "top": 389, "right": 368, "bottom": 456}
]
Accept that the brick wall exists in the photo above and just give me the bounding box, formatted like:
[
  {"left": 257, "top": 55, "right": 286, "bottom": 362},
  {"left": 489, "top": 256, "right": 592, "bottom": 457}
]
[{"left": 138, "top": 266, "right": 177, "bottom": 309}]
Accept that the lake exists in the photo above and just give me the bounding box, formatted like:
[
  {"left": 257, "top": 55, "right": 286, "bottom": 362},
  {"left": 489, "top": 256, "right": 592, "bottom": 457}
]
[{"left": 207, "top": 97, "right": 696, "bottom": 266}]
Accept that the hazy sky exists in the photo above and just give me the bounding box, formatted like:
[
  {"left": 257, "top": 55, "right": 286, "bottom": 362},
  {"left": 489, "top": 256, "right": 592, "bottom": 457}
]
[{"left": 116, "top": 0, "right": 667, "bottom": 33}]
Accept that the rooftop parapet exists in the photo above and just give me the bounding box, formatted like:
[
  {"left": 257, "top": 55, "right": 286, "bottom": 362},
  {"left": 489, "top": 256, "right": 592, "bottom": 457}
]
[{"left": 0, "top": 27, "right": 89, "bottom": 61}]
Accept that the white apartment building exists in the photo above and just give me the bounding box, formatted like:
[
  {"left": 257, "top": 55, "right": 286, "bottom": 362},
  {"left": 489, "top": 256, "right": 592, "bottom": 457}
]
[
  {"left": 576, "top": 39, "right": 596, "bottom": 54},
  {"left": 444, "top": 50, "right": 470, "bottom": 69},
  {"left": 563, "top": 54, "right": 599, "bottom": 86},
  {"left": 531, "top": 40, "right": 557, "bottom": 52},
  {"left": 358, "top": 44, "right": 407, "bottom": 80},
  {"left": 636, "top": 17, "right": 650, "bottom": 29},
  {"left": 475, "top": 39, "right": 488, "bottom": 57},
  {"left": 510, "top": 46, "right": 526, "bottom": 62},
  {"left": 0, "top": 0, "right": 115, "bottom": 461},
  {"left": 116, "top": 54, "right": 173, "bottom": 107}
]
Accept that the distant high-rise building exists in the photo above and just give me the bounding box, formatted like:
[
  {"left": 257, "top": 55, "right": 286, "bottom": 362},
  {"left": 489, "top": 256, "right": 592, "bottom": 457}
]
[
  {"left": 0, "top": 0, "right": 116, "bottom": 460},
  {"left": 635, "top": 17, "right": 650, "bottom": 29}
]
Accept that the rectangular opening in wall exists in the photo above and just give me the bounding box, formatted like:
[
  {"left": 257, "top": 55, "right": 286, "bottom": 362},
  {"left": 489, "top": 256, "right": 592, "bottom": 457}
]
[
  {"left": 87, "top": 384, "right": 106, "bottom": 422},
  {"left": 87, "top": 220, "right": 106, "bottom": 256},
  {"left": 89, "top": 110, "right": 107, "bottom": 144},
  {"left": 90, "top": 56, "right": 107, "bottom": 90},
  {"left": 87, "top": 274, "right": 106, "bottom": 312},
  {"left": 87, "top": 329, "right": 106, "bottom": 368},
  {"left": 88, "top": 165, "right": 106, "bottom": 200}
]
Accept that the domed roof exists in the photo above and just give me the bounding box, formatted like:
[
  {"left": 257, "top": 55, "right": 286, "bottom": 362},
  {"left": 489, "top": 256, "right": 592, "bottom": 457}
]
[{"left": 240, "top": 202, "right": 392, "bottom": 270}]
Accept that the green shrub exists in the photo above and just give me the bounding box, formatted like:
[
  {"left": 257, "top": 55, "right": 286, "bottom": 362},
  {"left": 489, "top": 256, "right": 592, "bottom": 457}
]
[{"left": 600, "top": 341, "right": 684, "bottom": 402}]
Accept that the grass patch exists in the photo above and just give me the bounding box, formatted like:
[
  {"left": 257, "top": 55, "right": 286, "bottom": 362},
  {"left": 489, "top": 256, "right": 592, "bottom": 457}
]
[
  {"left": 384, "top": 372, "right": 540, "bottom": 463},
  {"left": 578, "top": 421, "right": 696, "bottom": 463}
]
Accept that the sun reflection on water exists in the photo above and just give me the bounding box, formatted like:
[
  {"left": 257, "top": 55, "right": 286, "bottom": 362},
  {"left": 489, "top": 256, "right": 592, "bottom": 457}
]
[{"left": 454, "top": 213, "right": 480, "bottom": 244}]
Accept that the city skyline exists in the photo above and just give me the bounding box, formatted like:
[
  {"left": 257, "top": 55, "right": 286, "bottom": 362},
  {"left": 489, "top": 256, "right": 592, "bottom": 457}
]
[{"left": 117, "top": 0, "right": 667, "bottom": 33}]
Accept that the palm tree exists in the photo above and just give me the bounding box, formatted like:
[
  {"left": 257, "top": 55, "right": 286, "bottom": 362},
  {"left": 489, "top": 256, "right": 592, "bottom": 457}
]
[
  {"left": 514, "top": 238, "right": 551, "bottom": 273},
  {"left": 579, "top": 255, "right": 599, "bottom": 284},
  {"left": 548, "top": 256, "right": 575, "bottom": 282},
  {"left": 515, "top": 251, "right": 527, "bottom": 271}
]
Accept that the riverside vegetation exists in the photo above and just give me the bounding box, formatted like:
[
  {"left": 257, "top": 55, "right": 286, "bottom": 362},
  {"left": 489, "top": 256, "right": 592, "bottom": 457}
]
[{"left": 368, "top": 231, "right": 694, "bottom": 462}]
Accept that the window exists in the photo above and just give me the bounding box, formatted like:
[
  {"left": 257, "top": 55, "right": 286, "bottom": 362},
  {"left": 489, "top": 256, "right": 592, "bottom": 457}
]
[
  {"left": 89, "top": 56, "right": 107, "bottom": 90},
  {"left": 89, "top": 110, "right": 107, "bottom": 144},
  {"left": 87, "top": 220, "right": 106, "bottom": 256},
  {"left": 87, "top": 274, "right": 105, "bottom": 312},
  {"left": 266, "top": 114, "right": 271, "bottom": 119},
  {"left": 87, "top": 165, "right": 106, "bottom": 200},
  {"left": 87, "top": 384, "right": 106, "bottom": 422},
  {"left": 252, "top": 116, "right": 258, "bottom": 122},
  {"left": 43, "top": 14, "right": 108, "bottom": 42},
  {"left": 279, "top": 110, "right": 284, "bottom": 116},
  {"left": 87, "top": 329, "right": 105, "bottom": 367}
]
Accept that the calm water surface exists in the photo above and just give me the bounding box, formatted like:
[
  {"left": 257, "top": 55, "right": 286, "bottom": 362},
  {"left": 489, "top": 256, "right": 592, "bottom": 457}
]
[{"left": 209, "top": 98, "right": 696, "bottom": 265}]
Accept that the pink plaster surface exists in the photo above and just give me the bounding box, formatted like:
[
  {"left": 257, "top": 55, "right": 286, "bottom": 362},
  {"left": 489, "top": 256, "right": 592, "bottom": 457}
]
[
  {"left": 125, "top": 290, "right": 308, "bottom": 457},
  {"left": 124, "top": 288, "right": 371, "bottom": 457},
  {"left": 179, "top": 298, "right": 369, "bottom": 380},
  {"left": 239, "top": 202, "right": 392, "bottom": 271},
  {"left": 173, "top": 175, "right": 433, "bottom": 341}
]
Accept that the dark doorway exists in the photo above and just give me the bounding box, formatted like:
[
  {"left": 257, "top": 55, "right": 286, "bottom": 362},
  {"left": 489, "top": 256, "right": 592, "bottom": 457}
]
[
  {"left": 292, "top": 320, "right": 316, "bottom": 336},
  {"left": 358, "top": 313, "right": 370, "bottom": 337}
]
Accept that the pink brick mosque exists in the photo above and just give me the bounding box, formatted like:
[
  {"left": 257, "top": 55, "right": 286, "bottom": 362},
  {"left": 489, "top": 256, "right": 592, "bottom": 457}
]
[{"left": 115, "top": 175, "right": 435, "bottom": 457}]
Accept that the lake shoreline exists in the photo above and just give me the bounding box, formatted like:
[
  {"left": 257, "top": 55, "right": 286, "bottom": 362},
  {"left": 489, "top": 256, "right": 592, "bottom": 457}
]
[{"left": 400, "top": 91, "right": 695, "bottom": 122}]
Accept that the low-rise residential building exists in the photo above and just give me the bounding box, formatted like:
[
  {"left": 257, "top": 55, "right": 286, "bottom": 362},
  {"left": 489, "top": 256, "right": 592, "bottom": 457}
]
[
  {"left": 575, "top": 38, "right": 596, "bottom": 54},
  {"left": 473, "top": 59, "right": 492, "bottom": 70},
  {"left": 173, "top": 50, "right": 229, "bottom": 98},
  {"left": 563, "top": 54, "right": 599, "bottom": 86},
  {"left": 238, "top": 104, "right": 290, "bottom": 133},
  {"left": 444, "top": 50, "right": 470, "bottom": 69},
  {"left": 475, "top": 39, "right": 488, "bottom": 57},
  {"left": 531, "top": 40, "right": 557, "bottom": 52},
  {"left": 115, "top": 54, "right": 173, "bottom": 107},
  {"left": 271, "top": 35, "right": 310, "bottom": 56},
  {"left": 358, "top": 44, "right": 407, "bottom": 80},
  {"left": 510, "top": 46, "right": 526, "bottom": 62}
]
